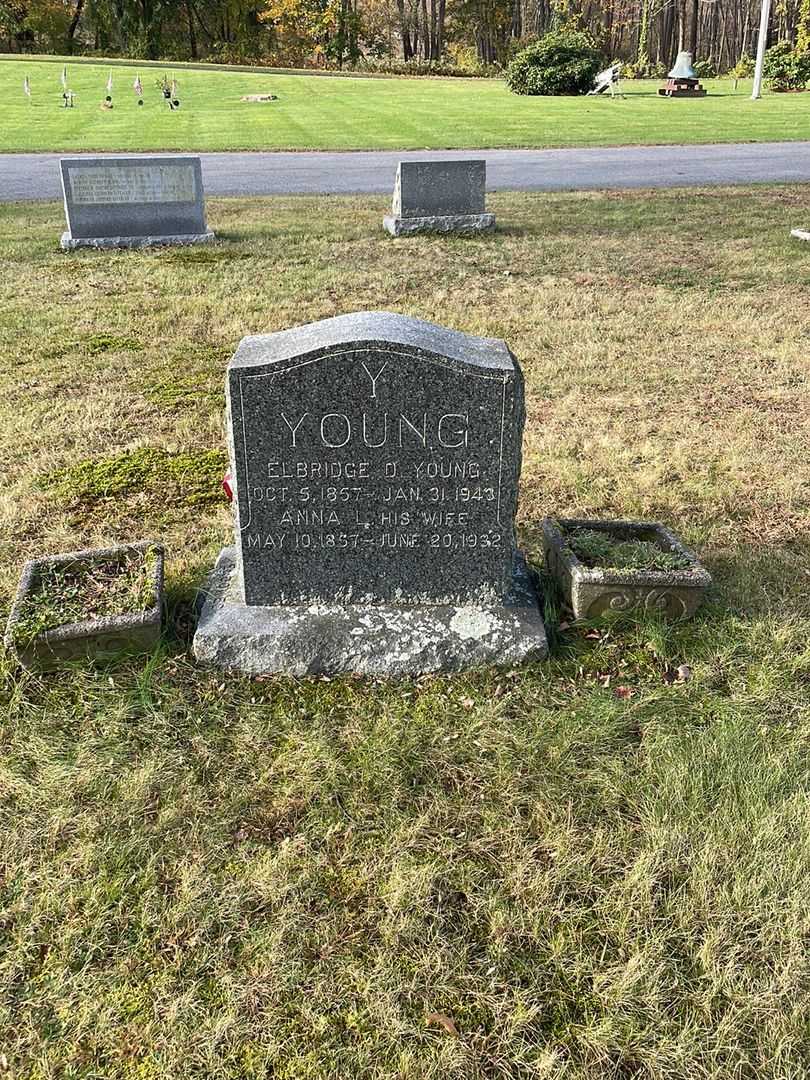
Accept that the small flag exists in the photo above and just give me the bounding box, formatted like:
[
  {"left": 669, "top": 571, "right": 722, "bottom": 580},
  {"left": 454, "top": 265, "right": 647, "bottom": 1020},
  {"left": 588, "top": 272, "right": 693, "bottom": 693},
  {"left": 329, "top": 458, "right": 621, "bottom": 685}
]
[
  {"left": 23, "top": 76, "right": 30, "bottom": 97},
  {"left": 134, "top": 75, "right": 143, "bottom": 96},
  {"left": 171, "top": 77, "right": 178, "bottom": 97},
  {"left": 106, "top": 70, "right": 113, "bottom": 94},
  {"left": 61, "top": 65, "right": 67, "bottom": 89}
]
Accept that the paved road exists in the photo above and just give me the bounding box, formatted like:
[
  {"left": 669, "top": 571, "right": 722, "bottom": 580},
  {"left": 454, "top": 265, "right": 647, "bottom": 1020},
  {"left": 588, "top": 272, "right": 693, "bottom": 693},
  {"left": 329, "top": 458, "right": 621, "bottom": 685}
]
[{"left": 2, "top": 142, "right": 810, "bottom": 202}]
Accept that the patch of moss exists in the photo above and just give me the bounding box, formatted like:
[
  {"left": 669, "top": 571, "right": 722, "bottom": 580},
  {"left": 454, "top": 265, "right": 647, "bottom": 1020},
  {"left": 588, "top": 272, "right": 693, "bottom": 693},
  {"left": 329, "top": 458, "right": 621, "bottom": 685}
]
[
  {"left": 145, "top": 376, "right": 221, "bottom": 410},
  {"left": 84, "top": 333, "right": 143, "bottom": 355},
  {"left": 41, "top": 333, "right": 143, "bottom": 362},
  {"left": 44, "top": 448, "right": 227, "bottom": 508},
  {"left": 11, "top": 547, "right": 158, "bottom": 648},
  {"left": 162, "top": 247, "right": 249, "bottom": 266},
  {"left": 566, "top": 526, "right": 691, "bottom": 572}
]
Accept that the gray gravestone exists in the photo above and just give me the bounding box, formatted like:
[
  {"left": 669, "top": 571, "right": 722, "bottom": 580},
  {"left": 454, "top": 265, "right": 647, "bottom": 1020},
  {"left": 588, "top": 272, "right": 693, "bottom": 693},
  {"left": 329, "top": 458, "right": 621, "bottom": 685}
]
[
  {"left": 194, "top": 311, "right": 546, "bottom": 675},
  {"left": 383, "top": 160, "right": 495, "bottom": 237},
  {"left": 60, "top": 156, "right": 214, "bottom": 250}
]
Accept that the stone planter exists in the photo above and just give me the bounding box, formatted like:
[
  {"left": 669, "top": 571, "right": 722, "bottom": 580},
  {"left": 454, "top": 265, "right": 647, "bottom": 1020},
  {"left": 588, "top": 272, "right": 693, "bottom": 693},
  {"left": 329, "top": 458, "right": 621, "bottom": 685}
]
[
  {"left": 541, "top": 518, "right": 710, "bottom": 621},
  {"left": 4, "top": 542, "right": 164, "bottom": 671}
]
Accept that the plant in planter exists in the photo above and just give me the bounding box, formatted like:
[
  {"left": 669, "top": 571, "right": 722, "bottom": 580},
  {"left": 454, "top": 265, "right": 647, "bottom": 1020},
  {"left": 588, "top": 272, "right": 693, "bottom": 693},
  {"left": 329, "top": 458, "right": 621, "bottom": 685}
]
[
  {"left": 541, "top": 518, "right": 710, "bottom": 621},
  {"left": 4, "top": 541, "right": 164, "bottom": 670}
]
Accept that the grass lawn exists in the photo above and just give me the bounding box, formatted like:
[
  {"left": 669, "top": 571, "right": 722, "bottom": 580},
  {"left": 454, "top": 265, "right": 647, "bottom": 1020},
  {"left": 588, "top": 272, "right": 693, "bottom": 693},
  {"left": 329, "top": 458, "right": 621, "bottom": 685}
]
[
  {"left": 2, "top": 55, "right": 810, "bottom": 153},
  {"left": 2, "top": 187, "right": 810, "bottom": 1077}
]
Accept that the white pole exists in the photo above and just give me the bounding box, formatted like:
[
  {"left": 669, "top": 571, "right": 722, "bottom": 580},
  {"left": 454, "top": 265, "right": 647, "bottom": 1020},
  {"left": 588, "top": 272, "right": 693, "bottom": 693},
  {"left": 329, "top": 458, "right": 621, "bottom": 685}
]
[{"left": 751, "top": 0, "right": 772, "bottom": 99}]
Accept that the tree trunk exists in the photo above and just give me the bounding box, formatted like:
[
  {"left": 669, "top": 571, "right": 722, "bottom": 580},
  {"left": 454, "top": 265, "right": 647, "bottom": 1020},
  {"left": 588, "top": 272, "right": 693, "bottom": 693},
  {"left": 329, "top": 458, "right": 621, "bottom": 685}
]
[
  {"left": 436, "top": 0, "right": 446, "bottom": 55},
  {"left": 397, "top": 0, "right": 414, "bottom": 59},
  {"left": 66, "top": 0, "right": 85, "bottom": 54},
  {"left": 511, "top": 0, "right": 522, "bottom": 39},
  {"left": 688, "top": 0, "right": 698, "bottom": 55},
  {"left": 185, "top": 0, "right": 197, "bottom": 58}
]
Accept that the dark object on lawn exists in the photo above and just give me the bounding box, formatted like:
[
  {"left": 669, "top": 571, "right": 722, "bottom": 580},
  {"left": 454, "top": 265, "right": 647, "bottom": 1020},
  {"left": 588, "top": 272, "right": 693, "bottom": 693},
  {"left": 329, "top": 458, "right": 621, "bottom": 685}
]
[
  {"left": 542, "top": 517, "right": 710, "bottom": 620},
  {"left": 4, "top": 541, "right": 164, "bottom": 670},
  {"left": 658, "top": 51, "right": 707, "bottom": 97}
]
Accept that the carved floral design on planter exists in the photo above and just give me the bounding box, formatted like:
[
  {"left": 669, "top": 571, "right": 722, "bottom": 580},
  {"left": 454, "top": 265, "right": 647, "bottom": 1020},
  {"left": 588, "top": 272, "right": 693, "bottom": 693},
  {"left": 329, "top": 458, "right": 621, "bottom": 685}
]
[{"left": 585, "top": 588, "right": 689, "bottom": 620}]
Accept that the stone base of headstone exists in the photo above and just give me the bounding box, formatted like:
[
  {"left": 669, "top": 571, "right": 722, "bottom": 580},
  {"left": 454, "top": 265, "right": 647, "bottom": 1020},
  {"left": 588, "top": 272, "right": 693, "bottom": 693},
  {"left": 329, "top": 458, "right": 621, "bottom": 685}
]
[
  {"left": 383, "top": 213, "right": 495, "bottom": 237},
  {"left": 790, "top": 229, "right": 810, "bottom": 242},
  {"left": 193, "top": 547, "right": 547, "bottom": 676},
  {"left": 60, "top": 229, "right": 216, "bottom": 251}
]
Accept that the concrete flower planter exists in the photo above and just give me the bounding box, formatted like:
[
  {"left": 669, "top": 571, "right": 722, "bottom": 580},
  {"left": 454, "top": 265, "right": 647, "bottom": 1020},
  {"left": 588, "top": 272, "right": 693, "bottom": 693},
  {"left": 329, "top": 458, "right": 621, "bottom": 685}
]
[
  {"left": 4, "top": 542, "right": 164, "bottom": 671},
  {"left": 542, "top": 518, "right": 710, "bottom": 621}
]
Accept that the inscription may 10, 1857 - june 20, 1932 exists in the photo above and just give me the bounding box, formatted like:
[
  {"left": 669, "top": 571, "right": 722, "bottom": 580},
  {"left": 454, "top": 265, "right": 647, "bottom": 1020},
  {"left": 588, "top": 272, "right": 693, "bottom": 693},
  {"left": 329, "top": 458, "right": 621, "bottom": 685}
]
[{"left": 227, "top": 312, "right": 526, "bottom": 608}]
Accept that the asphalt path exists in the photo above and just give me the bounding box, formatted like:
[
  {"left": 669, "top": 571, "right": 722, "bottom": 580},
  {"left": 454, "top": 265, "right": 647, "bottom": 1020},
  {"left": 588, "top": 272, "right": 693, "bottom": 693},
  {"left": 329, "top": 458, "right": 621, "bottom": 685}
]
[{"left": 1, "top": 142, "right": 810, "bottom": 202}]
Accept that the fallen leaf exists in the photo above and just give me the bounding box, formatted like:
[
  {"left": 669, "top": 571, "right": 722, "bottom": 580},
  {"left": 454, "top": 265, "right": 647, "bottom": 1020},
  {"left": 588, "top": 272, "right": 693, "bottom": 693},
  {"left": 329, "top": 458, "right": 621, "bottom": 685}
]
[
  {"left": 461, "top": 697, "right": 475, "bottom": 709},
  {"left": 676, "top": 664, "right": 692, "bottom": 683},
  {"left": 558, "top": 620, "right": 571, "bottom": 632},
  {"left": 426, "top": 1012, "right": 460, "bottom": 1037},
  {"left": 613, "top": 685, "right": 633, "bottom": 700}
]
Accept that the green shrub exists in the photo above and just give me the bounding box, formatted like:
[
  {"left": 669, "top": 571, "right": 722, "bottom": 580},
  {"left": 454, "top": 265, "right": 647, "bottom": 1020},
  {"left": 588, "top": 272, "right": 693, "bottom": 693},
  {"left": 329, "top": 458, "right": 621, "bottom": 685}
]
[
  {"left": 763, "top": 40, "right": 810, "bottom": 91},
  {"left": 356, "top": 57, "right": 500, "bottom": 78},
  {"left": 693, "top": 57, "right": 717, "bottom": 79},
  {"left": 623, "top": 59, "right": 666, "bottom": 79},
  {"left": 506, "top": 29, "right": 602, "bottom": 96},
  {"left": 728, "top": 54, "right": 755, "bottom": 80}
]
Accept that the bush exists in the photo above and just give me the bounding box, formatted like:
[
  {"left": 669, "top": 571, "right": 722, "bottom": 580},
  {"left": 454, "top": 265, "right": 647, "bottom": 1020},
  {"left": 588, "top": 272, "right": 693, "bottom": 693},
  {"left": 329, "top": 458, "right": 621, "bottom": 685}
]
[
  {"left": 623, "top": 58, "right": 666, "bottom": 79},
  {"left": 506, "top": 28, "right": 602, "bottom": 96},
  {"left": 763, "top": 40, "right": 810, "bottom": 90},
  {"left": 728, "top": 54, "right": 755, "bottom": 80},
  {"left": 693, "top": 57, "right": 717, "bottom": 79},
  {"left": 356, "top": 57, "right": 500, "bottom": 78}
]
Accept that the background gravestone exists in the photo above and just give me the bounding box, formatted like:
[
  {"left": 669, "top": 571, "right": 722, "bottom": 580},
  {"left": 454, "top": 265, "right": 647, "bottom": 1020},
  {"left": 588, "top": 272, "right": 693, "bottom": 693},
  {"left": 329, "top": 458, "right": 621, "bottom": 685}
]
[
  {"left": 60, "top": 156, "right": 214, "bottom": 249},
  {"left": 383, "top": 161, "right": 496, "bottom": 236},
  {"left": 194, "top": 311, "right": 546, "bottom": 675}
]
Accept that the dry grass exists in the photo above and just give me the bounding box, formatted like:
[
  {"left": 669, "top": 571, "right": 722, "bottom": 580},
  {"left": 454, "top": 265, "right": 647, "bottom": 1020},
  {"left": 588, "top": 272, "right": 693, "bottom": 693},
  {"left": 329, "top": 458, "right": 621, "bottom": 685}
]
[{"left": 1, "top": 188, "right": 810, "bottom": 1078}]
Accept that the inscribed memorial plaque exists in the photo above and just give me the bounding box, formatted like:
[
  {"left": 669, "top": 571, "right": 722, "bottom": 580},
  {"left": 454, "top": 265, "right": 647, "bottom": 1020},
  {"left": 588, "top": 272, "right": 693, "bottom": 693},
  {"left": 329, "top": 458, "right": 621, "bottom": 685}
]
[
  {"left": 60, "top": 155, "right": 214, "bottom": 249},
  {"left": 194, "top": 312, "right": 547, "bottom": 675},
  {"left": 227, "top": 311, "right": 523, "bottom": 606}
]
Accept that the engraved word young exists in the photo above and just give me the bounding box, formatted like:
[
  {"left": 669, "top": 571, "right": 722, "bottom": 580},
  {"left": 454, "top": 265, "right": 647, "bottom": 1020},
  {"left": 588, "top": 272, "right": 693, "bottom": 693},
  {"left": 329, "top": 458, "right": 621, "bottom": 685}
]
[{"left": 279, "top": 411, "right": 470, "bottom": 450}]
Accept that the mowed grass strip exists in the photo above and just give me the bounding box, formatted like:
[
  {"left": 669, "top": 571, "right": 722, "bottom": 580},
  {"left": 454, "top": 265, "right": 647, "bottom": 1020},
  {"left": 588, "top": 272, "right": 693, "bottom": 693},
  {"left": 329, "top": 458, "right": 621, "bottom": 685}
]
[
  {"left": 2, "top": 57, "right": 809, "bottom": 152},
  {"left": 1, "top": 189, "right": 810, "bottom": 1078}
]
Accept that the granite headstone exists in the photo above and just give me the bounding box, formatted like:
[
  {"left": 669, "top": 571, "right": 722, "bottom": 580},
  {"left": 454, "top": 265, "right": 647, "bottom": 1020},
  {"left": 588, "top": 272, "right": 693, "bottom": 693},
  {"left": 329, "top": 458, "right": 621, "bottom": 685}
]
[
  {"left": 383, "top": 160, "right": 495, "bottom": 237},
  {"left": 60, "top": 155, "right": 215, "bottom": 250},
  {"left": 194, "top": 311, "right": 546, "bottom": 675}
]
